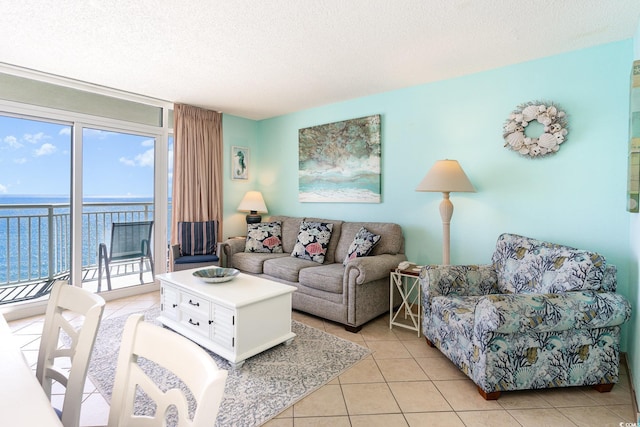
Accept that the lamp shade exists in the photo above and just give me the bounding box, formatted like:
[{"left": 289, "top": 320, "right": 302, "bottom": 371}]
[
  {"left": 238, "top": 191, "right": 268, "bottom": 213},
  {"left": 415, "top": 160, "right": 475, "bottom": 193}
]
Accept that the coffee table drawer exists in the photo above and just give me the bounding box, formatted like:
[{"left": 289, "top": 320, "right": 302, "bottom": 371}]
[
  {"left": 179, "top": 310, "right": 210, "bottom": 337},
  {"left": 179, "top": 292, "right": 211, "bottom": 317}
]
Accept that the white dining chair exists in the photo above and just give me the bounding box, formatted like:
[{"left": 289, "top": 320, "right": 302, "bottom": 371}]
[
  {"left": 36, "top": 280, "right": 106, "bottom": 427},
  {"left": 107, "top": 314, "right": 228, "bottom": 427}
]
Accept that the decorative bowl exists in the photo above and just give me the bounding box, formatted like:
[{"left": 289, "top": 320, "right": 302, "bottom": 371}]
[{"left": 192, "top": 267, "right": 240, "bottom": 283}]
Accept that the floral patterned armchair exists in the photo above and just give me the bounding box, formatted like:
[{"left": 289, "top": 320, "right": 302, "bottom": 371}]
[{"left": 420, "top": 233, "right": 631, "bottom": 400}]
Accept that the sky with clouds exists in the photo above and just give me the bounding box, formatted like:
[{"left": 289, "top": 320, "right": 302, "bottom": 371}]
[{"left": 0, "top": 115, "right": 160, "bottom": 198}]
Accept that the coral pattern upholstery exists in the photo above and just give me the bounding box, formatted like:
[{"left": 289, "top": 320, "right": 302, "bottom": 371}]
[{"left": 421, "top": 233, "right": 631, "bottom": 399}]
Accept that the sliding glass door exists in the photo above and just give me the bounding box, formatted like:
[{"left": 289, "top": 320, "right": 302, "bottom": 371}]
[
  {"left": 0, "top": 114, "right": 71, "bottom": 303},
  {"left": 82, "top": 128, "right": 155, "bottom": 292},
  {"left": 0, "top": 112, "right": 167, "bottom": 306},
  {"left": 0, "top": 70, "right": 171, "bottom": 309}
]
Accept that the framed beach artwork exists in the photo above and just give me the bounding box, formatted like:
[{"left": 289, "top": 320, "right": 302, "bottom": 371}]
[
  {"left": 231, "top": 146, "right": 249, "bottom": 180},
  {"left": 298, "top": 114, "right": 381, "bottom": 203}
]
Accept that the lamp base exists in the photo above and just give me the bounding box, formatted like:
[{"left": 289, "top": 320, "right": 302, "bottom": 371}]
[
  {"left": 439, "top": 192, "right": 453, "bottom": 265},
  {"left": 245, "top": 212, "right": 262, "bottom": 224}
]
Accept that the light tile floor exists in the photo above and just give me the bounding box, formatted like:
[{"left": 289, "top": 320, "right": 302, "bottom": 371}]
[{"left": 9, "top": 291, "right": 638, "bottom": 427}]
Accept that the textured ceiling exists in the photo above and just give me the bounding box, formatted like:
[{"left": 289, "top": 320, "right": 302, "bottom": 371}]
[{"left": 1, "top": 0, "right": 639, "bottom": 120}]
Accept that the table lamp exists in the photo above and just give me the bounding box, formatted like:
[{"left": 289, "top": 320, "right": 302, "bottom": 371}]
[
  {"left": 415, "top": 159, "right": 475, "bottom": 265},
  {"left": 238, "top": 191, "right": 268, "bottom": 224}
]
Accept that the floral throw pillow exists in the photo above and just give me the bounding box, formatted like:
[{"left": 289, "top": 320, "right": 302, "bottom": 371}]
[
  {"left": 245, "top": 221, "right": 283, "bottom": 253},
  {"left": 343, "top": 226, "right": 381, "bottom": 265},
  {"left": 291, "top": 221, "right": 334, "bottom": 263}
]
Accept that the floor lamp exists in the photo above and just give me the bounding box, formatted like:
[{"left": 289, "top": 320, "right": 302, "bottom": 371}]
[{"left": 415, "top": 160, "right": 475, "bottom": 265}]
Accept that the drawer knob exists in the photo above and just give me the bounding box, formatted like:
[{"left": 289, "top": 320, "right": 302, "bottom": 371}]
[
  {"left": 208, "top": 320, "right": 215, "bottom": 325},
  {"left": 188, "top": 299, "right": 200, "bottom": 307},
  {"left": 188, "top": 318, "right": 200, "bottom": 326},
  {"left": 172, "top": 303, "right": 178, "bottom": 308}
]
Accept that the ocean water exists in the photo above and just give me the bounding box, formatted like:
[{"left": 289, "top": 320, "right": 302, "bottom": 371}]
[
  {"left": 0, "top": 195, "right": 156, "bottom": 284},
  {"left": 298, "top": 172, "right": 381, "bottom": 203}
]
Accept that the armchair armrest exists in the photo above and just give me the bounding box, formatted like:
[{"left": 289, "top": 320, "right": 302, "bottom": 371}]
[
  {"left": 420, "top": 264, "right": 499, "bottom": 299},
  {"left": 171, "top": 244, "right": 182, "bottom": 260},
  {"left": 344, "top": 254, "right": 407, "bottom": 285},
  {"left": 601, "top": 264, "right": 617, "bottom": 292},
  {"left": 475, "top": 291, "right": 632, "bottom": 336}
]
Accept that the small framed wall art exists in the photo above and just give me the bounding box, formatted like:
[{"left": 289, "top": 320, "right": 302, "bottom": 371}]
[{"left": 231, "top": 146, "right": 249, "bottom": 180}]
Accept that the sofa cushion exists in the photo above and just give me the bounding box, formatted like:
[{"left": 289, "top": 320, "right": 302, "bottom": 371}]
[
  {"left": 303, "top": 217, "right": 343, "bottom": 264},
  {"left": 491, "top": 233, "right": 607, "bottom": 294},
  {"left": 336, "top": 222, "right": 404, "bottom": 262},
  {"left": 291, "top": 221, "right": 334, "bottom": 264},
  {"left": 343, "top": 226, "right": 381, "bottom": 265},
  {"left": 264, "top": 256, "right": 320, "bottom": 282},
  {"left": 299, "top": 263, "right": 345, "bottom": 294},
  {"left": 431, "top": 295, "right": 482, "bottom": 341},
  {"left": 294, "top": 282, "right": 345, "bottom": 305},
  {"left": 245, "top": 221, "right": 283, "bottom": 253},
  {"left": 232, "top": 252, "right": 289, "bottom": 274},
  {"left": 174, "top": 254, "right": 219, "bottom": 265},
  {"left": 178, "top": 220, "right": 216, "bottom": 256}
]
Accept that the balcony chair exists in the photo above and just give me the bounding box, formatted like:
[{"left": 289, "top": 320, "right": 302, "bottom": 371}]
[
  {"left": 107, "top": 314, "right": 228, "bottom": 427},
  {"left": 171, "top": 220, "right": 220, "bottom": 271},
  {"left": 98, "top": 221, "right": 154, "bottom": 291},
  {"left": 421, "top": 233, "right": 632, "bottom": 400},
  {"left": 37, "top": 280, "right": 106, "bottom": 427}
]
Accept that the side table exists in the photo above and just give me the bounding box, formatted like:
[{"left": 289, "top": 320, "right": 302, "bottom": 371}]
[{"left": 389, "top": 266, "right": 422, "bottom": 336}]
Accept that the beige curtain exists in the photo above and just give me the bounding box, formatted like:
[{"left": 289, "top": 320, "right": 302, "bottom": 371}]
[{"left": 171, "top": 104, "right": 223, "bottom": 246}]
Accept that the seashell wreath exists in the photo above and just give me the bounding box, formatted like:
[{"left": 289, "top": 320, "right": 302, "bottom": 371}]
[{"left": 503, "top": 101, "right": 568, "bottom": 157}]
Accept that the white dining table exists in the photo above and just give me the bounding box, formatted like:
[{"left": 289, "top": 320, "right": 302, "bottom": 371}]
[{"left": 0, "top": 314, "right": 63, "bottom": 426}]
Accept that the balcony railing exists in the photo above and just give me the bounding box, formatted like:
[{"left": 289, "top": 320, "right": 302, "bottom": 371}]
[{"left": 0, "top": 201, "right": 156, "bottom": 304}]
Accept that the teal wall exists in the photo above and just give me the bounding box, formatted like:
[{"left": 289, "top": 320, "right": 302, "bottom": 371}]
[
  {"left": 224, "top": 40, "right": 637, "bottom": 403},
  {"left": 221, "top": 114, "right": 259, "bottom": 239},
  {"left": 629, "top": 19, "right": 640, "bottom": 416},
  {"left": 252, "top": 41, "right": 630, "bottom": 270}
]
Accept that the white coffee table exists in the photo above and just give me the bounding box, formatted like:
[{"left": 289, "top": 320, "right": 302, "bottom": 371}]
[{"left": 156, "top": 268, "right": 296, "bottom": 368}]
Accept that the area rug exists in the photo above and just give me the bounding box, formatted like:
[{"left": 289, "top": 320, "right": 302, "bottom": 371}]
[{"left": 83, "top": 309, "right": 370, "bottom": 426}]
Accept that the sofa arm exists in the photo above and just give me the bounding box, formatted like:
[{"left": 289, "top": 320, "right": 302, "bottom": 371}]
[
  {"left": 345, "top": 254, "right": 407, "bottom": 285},
  {"left": 220, "top": 238, "right": 246, "bottom": 268},
  {"left": 475, "top": 291, "right": 632, "bottom": 336},
  {"left": 420, "top": 265, "right": 498, "bottom": 299}
]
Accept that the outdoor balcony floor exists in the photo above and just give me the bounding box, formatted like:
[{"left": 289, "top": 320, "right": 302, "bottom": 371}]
[{"left": 0, "top": 262, "right": 156, "bottom": 306}]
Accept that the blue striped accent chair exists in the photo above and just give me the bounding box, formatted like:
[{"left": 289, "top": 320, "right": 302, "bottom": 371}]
[
  {"left": 420, "top": 233, "right": 632, "bottom": 400},
  {"left": 172, "top": 220, "right": 220, "bottom": 271}
]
